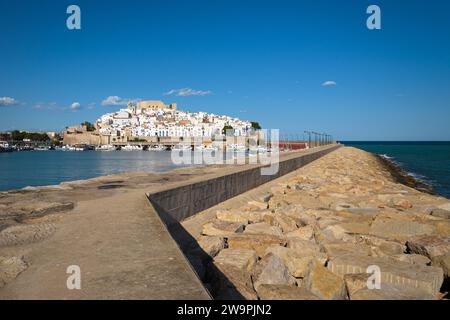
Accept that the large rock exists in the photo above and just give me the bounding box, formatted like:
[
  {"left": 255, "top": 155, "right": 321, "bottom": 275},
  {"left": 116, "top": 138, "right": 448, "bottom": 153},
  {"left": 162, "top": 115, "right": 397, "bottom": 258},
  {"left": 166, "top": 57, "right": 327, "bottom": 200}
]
[
  {"left": 0, "top": 256, "right": 28, "bottom": 288},
  {"left": 258, "top": 192, "right": 274, "bottom": 203},
  {"left": 287, "top": 238, "right": 321, "bottom": 254},
  {"left": 430, "top": 208, "right": 450, "bottom": 219},
  {"left": 253, "top": 254, "right": 296, "bottom": 292},
  {"left": 244, "top": 222, "right": 283, "bottom": 237},
  {"left": 358, "top": 235, "right": 406, "bottom": 256},
  {"left": 406, "top": 235, "right": 450, "bottom": 259},
  {"left": 431, "top": 253, "right": 450, "bottom": 279},
  {"left": 216, "top": 210, "right": 248, "bottom": 224},
  {"left": 247, "top": 201, "right": 268, "bottom": 210},
  {"left": 285, "top": 225, "right": 314, "bottom": 241},
  {"left": 190, "top": 236, "right": 224, "bottom": 259},
  {"left": 338, "top": 222, "right": 371, "bottom": 235},
  {"left": 275, "top": 205, "right": 315, "bottom": 226},
  {"left": 369, "top": 218, "right": 436, "bottom": 242},
  {"left": 212, "top": 248, "right": 258, "bottom": 300},
  {"left": 350, "top": 284, "right": 438, "bottom": 300},
  {"left": 318, "top": 225, "right": 356, "bottom": 243},
  {"left": 437, "top": 202, "right": 450, "bottom": 211},
  {"left": 327, "top": 253, "right": 443, "bottom": 295},
  {"left": 202, "top": 220, "right": 244, "bottom": 237},
  {"left": 390, "top": 254, "right": 431, "bottom": 265},
  {"left": 304, "top": 261, "right": 347, "bottom": 300},
  {"left": 343, "top": 273, "right": 370, "bottom": 296},
  {"left": 264, "top": 214, "right": 298, "bottom": 233},
  {"left": 265, "top": 245, "right": 327, "bottom": 277},
  {"left": 214, "top": 248, "right": 257, "bottom": 272},
  {"left": 433, "top": 220, "right": 450, "bottom": 236},
  {"left": 227, "top": 234, "right": 286, "bottom": 258},
  {"left": 322, "top": 242, "right": 372, "bottom": 259},
  {"left": 257, "top": 284, "right": 320, "bottom": 300}
]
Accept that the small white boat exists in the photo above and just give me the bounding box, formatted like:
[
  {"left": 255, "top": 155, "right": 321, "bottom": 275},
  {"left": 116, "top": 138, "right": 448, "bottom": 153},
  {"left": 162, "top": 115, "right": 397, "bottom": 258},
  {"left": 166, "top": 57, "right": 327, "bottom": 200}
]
[
  {"left": 122, "top": 144, "right": 143, "bottom": 151},
  {"left": 96, "top": 144, "right": 115, "bottom": 151},
  {"left": 149, "top": 145, "right": 166, "bottom": 151}
]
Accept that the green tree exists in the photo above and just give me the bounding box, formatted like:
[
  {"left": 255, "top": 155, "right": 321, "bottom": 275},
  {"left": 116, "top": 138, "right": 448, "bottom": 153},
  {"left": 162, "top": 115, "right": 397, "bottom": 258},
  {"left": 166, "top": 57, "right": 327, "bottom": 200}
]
[
  {"left": 11, "top": 130, "right": 49, "bottom": 141},
  {"left": 222, "top": 125, "right": 234, "bottom": 135},
  {"left": 251, "top": 121, "right": 262, "bottom": 130},
  {"left": 81, "top": 121, "right": 96, "bottom": 131}
]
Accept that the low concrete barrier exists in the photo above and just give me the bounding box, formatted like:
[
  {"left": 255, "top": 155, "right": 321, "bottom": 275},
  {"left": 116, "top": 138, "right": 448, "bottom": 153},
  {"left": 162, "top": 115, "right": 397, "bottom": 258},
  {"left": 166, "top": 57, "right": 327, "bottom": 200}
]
[{"left": 148, "top": 145, "right": 341, "bottom": 223}]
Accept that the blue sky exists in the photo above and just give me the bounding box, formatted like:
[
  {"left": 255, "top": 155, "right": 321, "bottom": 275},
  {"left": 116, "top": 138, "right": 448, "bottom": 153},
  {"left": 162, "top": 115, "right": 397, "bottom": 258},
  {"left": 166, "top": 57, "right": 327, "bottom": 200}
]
[{"left": 0, "top": 0, "right": 449, "bottom": 140}]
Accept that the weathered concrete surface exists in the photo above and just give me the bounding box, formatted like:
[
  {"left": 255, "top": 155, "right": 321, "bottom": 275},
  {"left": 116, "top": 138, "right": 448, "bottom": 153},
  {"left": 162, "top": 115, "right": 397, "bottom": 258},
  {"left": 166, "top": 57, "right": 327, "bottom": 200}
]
[
  {"left": 0, "top": 146, "right": 337, "bottom": 299},
  {"left": 0, "top": 190, "right": 210, "bottom": 299}
]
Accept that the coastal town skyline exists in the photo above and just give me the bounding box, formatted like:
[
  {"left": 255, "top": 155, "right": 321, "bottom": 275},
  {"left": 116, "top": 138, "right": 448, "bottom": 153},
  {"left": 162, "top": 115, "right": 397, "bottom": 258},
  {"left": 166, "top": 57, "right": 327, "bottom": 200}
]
[{"left": 1, "top": 0, "right": 450, "bottom": 141}]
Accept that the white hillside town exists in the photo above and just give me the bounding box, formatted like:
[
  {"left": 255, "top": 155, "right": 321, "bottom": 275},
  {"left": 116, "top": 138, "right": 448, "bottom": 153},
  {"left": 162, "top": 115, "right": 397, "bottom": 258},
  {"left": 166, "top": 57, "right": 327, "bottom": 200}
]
[{"left": 97, "top": 100, "right": 253, "bottom": 140}]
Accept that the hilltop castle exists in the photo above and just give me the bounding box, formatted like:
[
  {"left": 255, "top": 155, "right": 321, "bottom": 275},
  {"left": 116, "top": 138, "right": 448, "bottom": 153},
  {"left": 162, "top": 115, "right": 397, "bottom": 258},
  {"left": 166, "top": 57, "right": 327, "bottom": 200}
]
[{"left": 128, "top": 100, "right": 177, "bottom": 115}]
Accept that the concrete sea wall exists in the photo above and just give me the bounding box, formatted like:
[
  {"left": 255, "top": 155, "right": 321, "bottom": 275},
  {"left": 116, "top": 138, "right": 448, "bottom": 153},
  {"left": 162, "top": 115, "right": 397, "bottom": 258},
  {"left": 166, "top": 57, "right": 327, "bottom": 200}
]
[{"left": 148, "top": 145, "right": 341, "bottom": 223}]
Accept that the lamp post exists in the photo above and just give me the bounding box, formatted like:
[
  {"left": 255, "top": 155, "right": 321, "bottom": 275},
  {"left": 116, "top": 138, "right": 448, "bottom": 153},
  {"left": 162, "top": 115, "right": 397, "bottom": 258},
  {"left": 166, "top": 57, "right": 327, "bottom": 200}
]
[{"left": 304, "top": 131, "right": 311, "bottom": 149}]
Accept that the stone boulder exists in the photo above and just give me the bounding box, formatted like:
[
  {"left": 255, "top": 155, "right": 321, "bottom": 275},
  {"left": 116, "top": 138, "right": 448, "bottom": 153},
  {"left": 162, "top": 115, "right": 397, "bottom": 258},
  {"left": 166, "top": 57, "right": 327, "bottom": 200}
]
[
  {"left": 211, "top": 248, "right": 258, "bottom": 300},
  {"left": 265, "top": 245, "right": 327, "bottom": 278},
  {"left": 327, "top": 253, "right": 443, "bottom": 295},
  {"left": 202, "top": 220, "right": 244, "bottom": 237},
  {"left": 406, "top": 235, "right": 450, "bottom": 259},
  {"left": 304, "top": 261, "right": 347, "bottom": 300},
  {"left": 437, "top": 202, "right": 450, "bottom": 211},
  {"left": 369, "top": 218, "right": 436, "bottom": 242},
  {"left": 244, "top": 222, "right": 283, "bottom": 237},
  {"left": 431, "top": 253, "right": 450, "bottom": 279},
  {"left": 390, "top": 254, "right": 430, "bottom": 265},
  {"left": 285, "top": 225, "right": 314, "bottom": 241},
  {"left": 264, "top": 214, "right": 298, "bottom": 233},
  {"left": 190, "top": 236, "right": 224, "bottom": 260},
  {"left": 257, "top": 284, "right": 320, "bottom": 300},
  {"left": 343, "top": 273, "right": 370, "bottom": 296},
  {"left": 216, "top": 210, "right": 248, "bottom": 224},
  {"left": 287, "top": 238, "right": 322, "bottom": 254},
  {"left": 430, "top": 208, "right": 450, "bottom": 219},
  {"left": 322, "top": 242, "right": 372, "bottom": 259},
  {"left": 350, "top": 284, "right": 438, "bottom": 300},
  {"left": 247, "top": 201, "right": 268, "bottom": 210},
  {"left": 227, "top": 233, "right": 286, "bottom": 258},
  {"left": 358, "top": 235, "right": 406, "bottom": 256},
  {"left": 252, "top": 254, "right": 296, "bottom": 292},
  {"left": 258, "top": 193, "right": 274, "bottom": 203}
]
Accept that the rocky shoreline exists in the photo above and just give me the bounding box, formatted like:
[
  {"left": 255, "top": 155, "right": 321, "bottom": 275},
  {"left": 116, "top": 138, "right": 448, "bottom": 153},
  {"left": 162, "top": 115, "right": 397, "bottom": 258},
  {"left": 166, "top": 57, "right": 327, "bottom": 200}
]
[
  {"left": 375, "top": 154, "right": 434, "bottom": 195},
  {"left": 182, "top": 147, "right": 450, "bottom": 300}
]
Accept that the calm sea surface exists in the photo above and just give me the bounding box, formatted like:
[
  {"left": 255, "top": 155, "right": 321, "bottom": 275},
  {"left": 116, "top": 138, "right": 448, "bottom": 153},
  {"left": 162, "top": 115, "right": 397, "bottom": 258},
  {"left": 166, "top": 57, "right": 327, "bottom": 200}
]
[
  {"left": 343, "top": 141, "right": 450, "bottom": 198},
  {"left": 0, "top": 151, "right": 196, "bottom": 191}
]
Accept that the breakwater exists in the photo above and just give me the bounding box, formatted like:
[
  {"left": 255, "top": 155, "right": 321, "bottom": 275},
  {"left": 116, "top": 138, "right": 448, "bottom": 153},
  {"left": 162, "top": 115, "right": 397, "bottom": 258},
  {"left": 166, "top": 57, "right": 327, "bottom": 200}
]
[{"left": 148, "top": 145, "right": 341, "bottom": 224}]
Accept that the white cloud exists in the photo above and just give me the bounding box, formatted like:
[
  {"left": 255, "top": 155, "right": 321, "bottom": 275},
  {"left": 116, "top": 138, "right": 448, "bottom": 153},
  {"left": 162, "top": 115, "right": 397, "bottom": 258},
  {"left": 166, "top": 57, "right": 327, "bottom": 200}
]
[
  {"left": 101, "top": 96, "right": 140, "bottom": 106},
  {"left": 70, "top": 102, "right": 81, "bottom": 110},
  {"left": 0, "top": 96, "right": 19, "bottom": 106},
  {"left": 33, "top": 102, "right": 58, "bottom": 110},
  {"left": 322, "top": 81, "right": 337, "bottom": 87},
  {"left": 101, "top": 96, "right": 128, "bottom": 106},
  {"left": 164, "top": 88, "right": 212, "bottom": 97}
]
